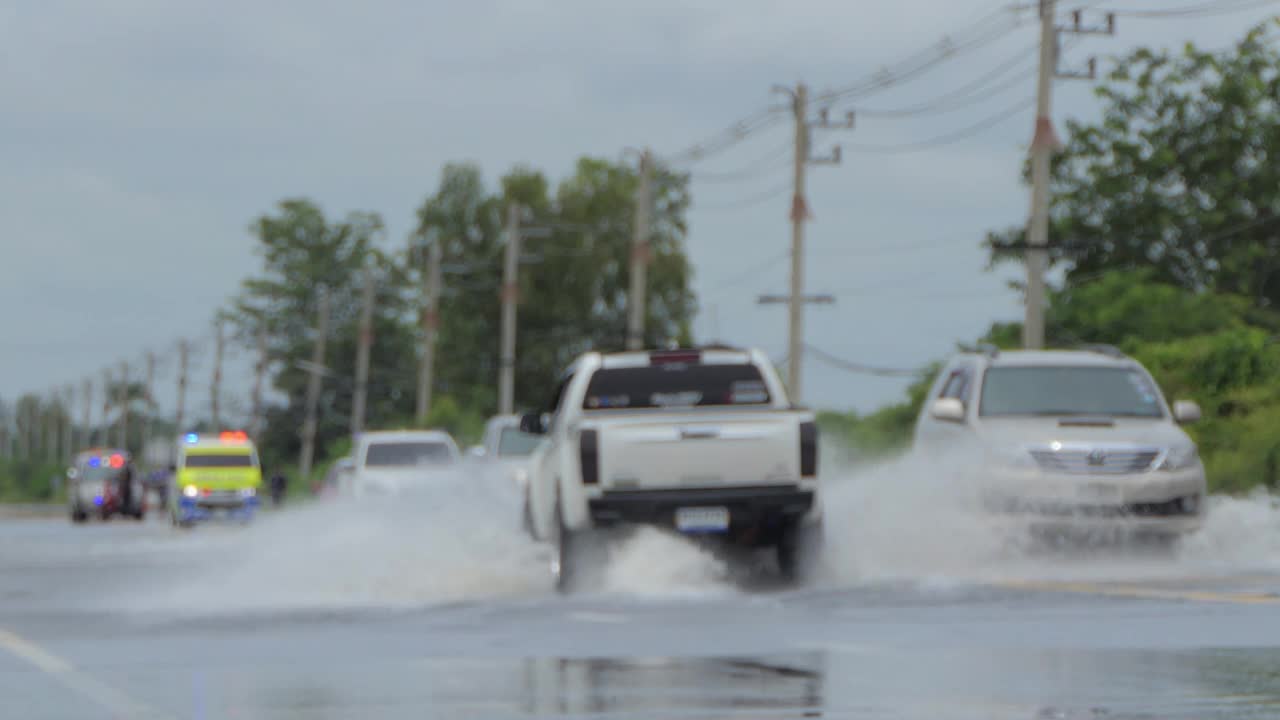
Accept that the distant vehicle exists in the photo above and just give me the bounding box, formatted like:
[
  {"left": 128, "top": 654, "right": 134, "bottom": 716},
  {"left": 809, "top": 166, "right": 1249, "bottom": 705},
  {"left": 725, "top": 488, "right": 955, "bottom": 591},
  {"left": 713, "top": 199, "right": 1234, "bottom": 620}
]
[
  {"left": 67, "top": 448, "right": 145, "bottom": 523},
  {"left": 521, "top": 346, "right": 823, "bottom": 589},
  {"left": 350, "top": 430, "right": 461, "bottom": 497},
  {"left": 475, "top": 415, "right": 543, "bottom": 490},
  {"left": 171, "top": 431, "right": 263, "bottom": 527},
  {"left": 912, "top": 345, "right": 1206, "bottom": 541}
]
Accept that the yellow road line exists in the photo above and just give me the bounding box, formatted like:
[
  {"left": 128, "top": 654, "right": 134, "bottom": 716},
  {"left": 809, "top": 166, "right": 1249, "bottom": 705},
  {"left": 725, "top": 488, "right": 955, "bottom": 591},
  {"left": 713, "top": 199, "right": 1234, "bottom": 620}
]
[
  {"left": 0, "top": 627, "right": 172, "bottom": 719},
  {"left": 997, "top": 580, "right": 1280, "bottom": 605}
]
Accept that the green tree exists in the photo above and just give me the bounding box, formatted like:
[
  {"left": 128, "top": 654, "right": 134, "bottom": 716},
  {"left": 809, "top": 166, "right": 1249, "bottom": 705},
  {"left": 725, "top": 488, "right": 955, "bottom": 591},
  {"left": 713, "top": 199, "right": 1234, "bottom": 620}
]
[
  {"left": 988, "top": 20, "right": 1280, "bottom": 306},
  {"left": 412, "top": 158, "right": 697, "bottom": 414},
  {"left": 228, "top": 199, "right": 414, "bottom": 469}
]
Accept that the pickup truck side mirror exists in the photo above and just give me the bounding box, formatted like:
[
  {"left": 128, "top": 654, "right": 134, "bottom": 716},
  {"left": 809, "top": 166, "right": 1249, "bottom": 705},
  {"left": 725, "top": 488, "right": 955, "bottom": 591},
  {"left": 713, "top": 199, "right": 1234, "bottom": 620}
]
[
  {"left": 1173, "top": 400, "right": 1201, "bottom": 424},
  {"left": 519, "top": 412, "right": 548, "bottom": 435},
  {"left": 930, "top": 398, "right": 966, "bottom": 423}
]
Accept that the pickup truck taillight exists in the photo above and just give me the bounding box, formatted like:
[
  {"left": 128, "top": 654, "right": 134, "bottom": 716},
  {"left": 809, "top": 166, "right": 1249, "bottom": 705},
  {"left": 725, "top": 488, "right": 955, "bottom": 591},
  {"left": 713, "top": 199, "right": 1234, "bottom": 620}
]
[
  {"left": 579, "top": 429, "right": 600, "bottom": 485},
  {"left": 799, "top": 421, "right": 818, "bottom": 479}
]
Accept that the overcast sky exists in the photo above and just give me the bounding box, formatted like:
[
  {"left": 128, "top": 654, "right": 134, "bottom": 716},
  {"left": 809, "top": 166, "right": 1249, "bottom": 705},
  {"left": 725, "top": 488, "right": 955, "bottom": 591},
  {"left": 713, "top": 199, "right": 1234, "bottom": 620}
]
[{"left": 2, "top": 0, "right": 1276, "bottom": 423}]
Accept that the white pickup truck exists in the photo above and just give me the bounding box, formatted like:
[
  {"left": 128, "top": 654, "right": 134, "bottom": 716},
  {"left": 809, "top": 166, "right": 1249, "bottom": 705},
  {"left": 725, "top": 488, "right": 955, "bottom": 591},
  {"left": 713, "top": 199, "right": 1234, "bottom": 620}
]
[{"left": 519, "top": 347, "right": 822, "bottom": 589}]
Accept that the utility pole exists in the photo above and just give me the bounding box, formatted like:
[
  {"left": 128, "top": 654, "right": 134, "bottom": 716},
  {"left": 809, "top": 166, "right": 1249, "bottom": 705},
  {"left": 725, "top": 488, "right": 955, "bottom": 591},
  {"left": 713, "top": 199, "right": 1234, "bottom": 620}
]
[
  {"left": 118, "top": 360, "right": 129, "bottom": 451},
  {"left": 498, "top": 204, "right": 521, "bottom": 416},
  {"left": 1024, "top": 1, "right": 1114, "bottom": 348},
  {"left": 102, "top": 367, "right": 113, "bottom": 448},
  {"left": 211, "top": 320, "right": 224, "bottom": 431},
  {"left": 80, "top": 378, "right": 92, "bottom": 452},
  {"left": 768, "top": 82, "right": 850, "bottom": 404},
  {"left": 627, "top": 148, "right": 653, "bottom": 350},
  {"left": 299, "top": 289, "right": 330, "bottom": 485},
  {"left": 61, "top": 384, "right": 74, "bottom": 461},
  {"left": 352, "top": 262, "right": 375, "bottom": 438},
  {"left": 416, "top": 234, "right": 442, "bottom": 425},
  {"left": 143, "top": 351, "right": 155, "bottom": 451},
  {"left": 175, "top": 340, "right": 189, "bottom": 439},
  {"left": 250, "top": 327, "right": 268, "bottom": 443}
]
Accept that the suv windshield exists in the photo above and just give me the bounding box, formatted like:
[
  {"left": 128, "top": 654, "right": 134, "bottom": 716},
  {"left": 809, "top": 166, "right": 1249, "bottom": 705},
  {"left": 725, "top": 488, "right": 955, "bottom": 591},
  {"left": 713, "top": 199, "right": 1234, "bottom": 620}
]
[
  {"left": 497, "top": 427, "right": 540, "bottom": 457},
  {"left": 980, "top": 365, "right": 1165, "bottom": 418},
  {"left": 583, "top": 364, "right": 772, "bottom": 410},
  {"left": 365, "top": 441, "right": 454, "bottom": 467}
]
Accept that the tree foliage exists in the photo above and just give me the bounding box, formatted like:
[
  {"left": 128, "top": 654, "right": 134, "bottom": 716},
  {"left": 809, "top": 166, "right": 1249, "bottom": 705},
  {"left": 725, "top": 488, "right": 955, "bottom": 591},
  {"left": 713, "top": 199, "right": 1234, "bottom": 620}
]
[{"left": 988, "top": 20, "right": 1280, "bottom": 308}]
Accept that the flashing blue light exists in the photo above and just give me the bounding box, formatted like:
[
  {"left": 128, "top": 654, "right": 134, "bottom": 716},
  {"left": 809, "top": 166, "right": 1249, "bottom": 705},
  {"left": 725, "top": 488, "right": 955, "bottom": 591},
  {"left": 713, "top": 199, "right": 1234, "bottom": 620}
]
[
  {"left": 184, "top": 433, "right": 199, "bottom": 444},
  {"left": 92, "top": 496, "right": 104, "bottom": 506},
  {"left": 88, "top": 457, "right": 101, "bottom": 468}
]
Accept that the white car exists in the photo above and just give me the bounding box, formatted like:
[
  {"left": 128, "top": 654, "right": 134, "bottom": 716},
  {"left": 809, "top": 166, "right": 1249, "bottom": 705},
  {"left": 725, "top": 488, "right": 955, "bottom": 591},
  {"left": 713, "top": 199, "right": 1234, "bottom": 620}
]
[
  {"left": 474, "top": 415, "right": 543, "bottom": 491},
  {"left": 350, "top": 430, "right": 461, "bottom": 497},
  {"left": 912, "top": 345, "right": 1206, "bottom": 539},
  {"left": 521, "top": 346, "right": 822, "bottom": 588}
]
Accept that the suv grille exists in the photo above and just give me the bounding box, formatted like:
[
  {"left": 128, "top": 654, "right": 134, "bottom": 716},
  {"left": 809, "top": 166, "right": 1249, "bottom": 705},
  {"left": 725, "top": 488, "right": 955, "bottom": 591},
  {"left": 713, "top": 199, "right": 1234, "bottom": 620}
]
[{"left": 1030, "top": 448, "right": 1159, "bottom": 475}]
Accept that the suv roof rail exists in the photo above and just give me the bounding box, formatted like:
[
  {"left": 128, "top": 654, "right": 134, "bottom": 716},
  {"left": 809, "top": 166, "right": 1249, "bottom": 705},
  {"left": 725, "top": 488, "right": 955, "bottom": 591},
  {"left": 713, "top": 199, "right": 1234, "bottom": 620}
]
[
  {"left": 1078, "top": 343, "right": 1126, "bottom": 359},
  {"left": 975, "top": 343, "right": 1000, "bottom": 358}
]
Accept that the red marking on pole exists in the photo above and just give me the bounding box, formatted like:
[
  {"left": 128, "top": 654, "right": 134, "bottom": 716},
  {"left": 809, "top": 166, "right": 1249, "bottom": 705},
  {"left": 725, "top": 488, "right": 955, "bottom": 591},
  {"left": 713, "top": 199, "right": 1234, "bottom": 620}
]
[
  {"left": 501, "top": 283, "right": 519, "bottom": 304},
  {"left": 790, "top": 194, "right": 811, "bottom": 222},
  {"left": 1031, "top": 116, "right": 1062, "bottom": 151},
  {"left": 425, "top": 310, "right": 439, "bottom": 331},
  {"left": 359, "top": 328, "right": 373, "bottom": 346},
  {"left": 631, "top": 243, "right": 652, "bottom": 265}
]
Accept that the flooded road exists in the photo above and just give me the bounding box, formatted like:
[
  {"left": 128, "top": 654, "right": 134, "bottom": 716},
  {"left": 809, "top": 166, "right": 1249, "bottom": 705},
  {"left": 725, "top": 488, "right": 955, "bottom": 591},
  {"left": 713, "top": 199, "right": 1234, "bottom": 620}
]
[{"left": 2, "top": 476, "right": 1280, "bottom": 718}]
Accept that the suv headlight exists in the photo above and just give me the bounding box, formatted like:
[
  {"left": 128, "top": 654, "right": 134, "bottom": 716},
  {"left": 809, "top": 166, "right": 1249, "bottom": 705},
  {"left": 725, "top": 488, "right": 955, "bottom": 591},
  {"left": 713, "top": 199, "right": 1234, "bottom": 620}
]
[{"left": 1159, "top": 445, "right": 1199, "bottom": 471}]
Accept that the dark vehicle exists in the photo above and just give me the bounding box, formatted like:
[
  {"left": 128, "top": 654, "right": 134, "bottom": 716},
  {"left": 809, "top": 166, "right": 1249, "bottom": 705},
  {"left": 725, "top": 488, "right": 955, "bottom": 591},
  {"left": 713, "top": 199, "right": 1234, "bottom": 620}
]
[{"left": 66, "top": 449, "right": 146, "bottom": 523}]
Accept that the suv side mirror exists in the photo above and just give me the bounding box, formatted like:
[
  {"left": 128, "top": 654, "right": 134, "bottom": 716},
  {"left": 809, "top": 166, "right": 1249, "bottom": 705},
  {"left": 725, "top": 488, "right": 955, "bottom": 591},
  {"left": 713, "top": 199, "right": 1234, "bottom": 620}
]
[
  {"left": 519, "top": 412, "right": 548, "bottom": 435},
  {"left": 1173, "top": 400, "right": 1201, "bottom": 424},
  {"left": 931, "top": 398, "right": 966, "bottom": 423}
]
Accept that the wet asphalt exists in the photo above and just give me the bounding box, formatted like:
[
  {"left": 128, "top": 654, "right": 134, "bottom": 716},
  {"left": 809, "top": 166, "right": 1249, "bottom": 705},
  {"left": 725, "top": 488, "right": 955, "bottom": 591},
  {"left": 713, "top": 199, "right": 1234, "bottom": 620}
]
[{"left": 1, "top": 508, "right": 1279, "bottom": 719}]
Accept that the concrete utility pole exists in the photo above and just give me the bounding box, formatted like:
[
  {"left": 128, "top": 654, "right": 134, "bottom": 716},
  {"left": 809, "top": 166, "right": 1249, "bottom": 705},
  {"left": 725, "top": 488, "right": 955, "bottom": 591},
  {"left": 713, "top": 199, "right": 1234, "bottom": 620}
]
[
  {"left": 352, "top": 262, "right": 376, "bottom": 438},
  {"left": 498, "top": 204, "right": 521, "bottom": 416},
  {"left": 1024, "top": 1, "right": 1114, "bottom": 348},
  {"left": 416, "top": 234, "right": 443, "bottom": 425},
  {"left": 768, "top": 82, "right": 850, "bottom": 404},
  {"left": 118, "top": 360, "right": 129, "bottom": 451},
  {"left": 627, "top": 149, "right": 653, "bottom": 350},
  {"left": 61, "top": 384, "right": 74, "bottom": 461},
  {"left": 80, "top": 378, "right": 92, "bottom": 452},
  {"left": 250, "top": 327, "right": 268, "bottom": 442},
  {"left": 299, "top": 289, "right": 330, "bottom": 485},
  {"left": 211, "top": 320, "right": 224, "bottom": 431},
  {"left": 175, "top": 340, "right": 189, "bottom": 439},
  {"left": 101, "top": 367, "right": 113, "bottom": 448},
  {"left": 143, "top": 351, "right": 155, "bottom": 450}
]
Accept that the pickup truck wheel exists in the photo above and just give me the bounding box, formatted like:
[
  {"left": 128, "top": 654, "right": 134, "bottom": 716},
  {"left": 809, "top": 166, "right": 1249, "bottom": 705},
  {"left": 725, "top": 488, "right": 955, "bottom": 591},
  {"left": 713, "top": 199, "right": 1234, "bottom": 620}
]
[{"left": 777, "top": 519, "right": 823, "bottom": 584}]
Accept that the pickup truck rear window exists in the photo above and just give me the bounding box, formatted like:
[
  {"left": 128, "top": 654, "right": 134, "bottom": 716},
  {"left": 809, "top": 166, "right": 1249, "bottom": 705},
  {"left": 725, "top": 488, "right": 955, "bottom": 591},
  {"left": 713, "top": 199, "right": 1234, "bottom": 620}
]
[{"left": 583, "top": 364, "right": 772, "bottom": 410}]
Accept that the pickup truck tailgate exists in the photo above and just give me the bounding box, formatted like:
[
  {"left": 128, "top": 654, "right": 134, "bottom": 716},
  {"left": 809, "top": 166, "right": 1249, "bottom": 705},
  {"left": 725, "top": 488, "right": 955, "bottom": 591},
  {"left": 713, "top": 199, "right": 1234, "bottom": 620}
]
[{"left": 592, "top": 413, "right": 802, "bottom": 489}]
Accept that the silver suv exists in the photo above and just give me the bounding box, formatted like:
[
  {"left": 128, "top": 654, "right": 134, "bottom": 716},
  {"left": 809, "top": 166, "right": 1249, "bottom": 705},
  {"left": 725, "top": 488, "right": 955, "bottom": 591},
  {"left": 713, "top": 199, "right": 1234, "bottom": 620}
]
[{"left": 912, "top": 346, "right": 1206, "bottom": 538}]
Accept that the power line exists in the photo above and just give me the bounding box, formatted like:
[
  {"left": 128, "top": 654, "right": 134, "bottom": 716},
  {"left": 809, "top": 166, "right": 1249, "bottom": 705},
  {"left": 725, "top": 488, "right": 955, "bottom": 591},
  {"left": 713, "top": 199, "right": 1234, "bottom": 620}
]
[
  {"left": 693, "top": 181, "right": 793, "bottom": 212},
  {"left": 805, "top": 343, "right": 932, "bottom": 377},
  {"left": 1093, "top": 0, "right": 1280, "bottom": 19},
  {"left": 844, "top": 94, "right": 1036, "bottom": 153},
  {"left": 852, "top": 41, "right": 1039, "bottom": 118},
  {"left": 702, "top": 249, "right": 792, "bottom": 296},
  {"left": 687, "top": 140, "right": 794, "bottom": 183}
]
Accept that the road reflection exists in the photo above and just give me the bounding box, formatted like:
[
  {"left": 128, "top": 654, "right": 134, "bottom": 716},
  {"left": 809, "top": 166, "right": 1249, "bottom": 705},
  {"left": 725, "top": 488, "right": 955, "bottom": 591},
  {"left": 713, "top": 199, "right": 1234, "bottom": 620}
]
[{"left": 520, "top": 653, "right": 825, "bottom": 717}]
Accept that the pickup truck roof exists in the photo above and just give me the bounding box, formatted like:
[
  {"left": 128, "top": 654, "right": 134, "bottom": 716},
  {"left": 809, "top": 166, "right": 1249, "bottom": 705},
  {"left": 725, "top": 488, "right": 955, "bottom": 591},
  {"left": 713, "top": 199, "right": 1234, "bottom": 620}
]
[{"left": 592, "top": 347, "right": 760, "bottom": 369}]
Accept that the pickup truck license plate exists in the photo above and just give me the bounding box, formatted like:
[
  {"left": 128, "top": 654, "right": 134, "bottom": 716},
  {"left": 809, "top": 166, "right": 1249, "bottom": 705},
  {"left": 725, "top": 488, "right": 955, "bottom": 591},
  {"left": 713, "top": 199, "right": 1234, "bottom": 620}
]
[{"left": 675, "top": 506, "right": 730, "bottom": 534}]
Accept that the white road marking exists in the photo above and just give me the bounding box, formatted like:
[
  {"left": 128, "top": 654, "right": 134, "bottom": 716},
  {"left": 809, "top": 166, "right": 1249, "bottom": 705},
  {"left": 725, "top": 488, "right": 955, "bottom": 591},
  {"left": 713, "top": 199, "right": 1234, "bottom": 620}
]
[{"left": 0, "top": 627, "right": 173, "bottom": 719}]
